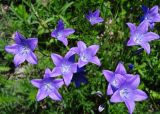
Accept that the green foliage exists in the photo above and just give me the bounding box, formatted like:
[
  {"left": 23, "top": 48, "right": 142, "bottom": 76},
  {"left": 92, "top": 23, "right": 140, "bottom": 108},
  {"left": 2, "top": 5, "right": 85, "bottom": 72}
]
[{"left": 0, "top": 0, "right": 160, "bottom": 114}]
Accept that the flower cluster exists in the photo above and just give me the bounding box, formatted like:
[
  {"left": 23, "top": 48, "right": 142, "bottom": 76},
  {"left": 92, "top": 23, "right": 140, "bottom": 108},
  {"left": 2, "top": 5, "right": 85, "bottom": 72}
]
[
  {"left": 103, "top": 63, "right": 148, "bottom": 114},
  {"left": 127, "top": 5, "right": 160, "bottom": 54},
  {"left": 4, "top": 6, "right": 160, "bottom": 113},
  {"left": 5, "top": 9, "right": 103, "bottom": 101}
]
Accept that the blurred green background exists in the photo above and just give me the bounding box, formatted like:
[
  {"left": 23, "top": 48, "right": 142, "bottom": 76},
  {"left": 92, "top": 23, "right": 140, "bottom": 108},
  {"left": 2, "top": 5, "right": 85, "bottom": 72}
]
[{"left": 0, "top": 0, "right": 160, "bottom": 114}]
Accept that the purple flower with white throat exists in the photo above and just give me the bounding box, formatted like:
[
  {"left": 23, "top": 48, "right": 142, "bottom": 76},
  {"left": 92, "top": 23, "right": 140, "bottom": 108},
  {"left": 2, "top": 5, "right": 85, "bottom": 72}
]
[
  {"left": 51, "top": 20, "right": 75, "bottom": 46},
  {"left": 5, "top": 32, "right": 38, "bottom": 67},
  {"left": 140, "top": 5, "right": 160, "bottom": 29},
  {"left": 69, "top": 41, "right": 101, "bottom": 68},
  {"left": 103, "top": 63, "right": 127, "bottom": 95},
  {"left": 110, "top": 75, "right": 148, "bottom": 114},
  {"left": 86, "top": 9, "right": 104, "bottom": 25},
  {"left": 31, "top": 68, "right": 64, "bottom": 101},
  {"left": 51, "top": 53, "right": 77, "bottom": 86},
  {"left": 127, "top": 21, "right": 159, "bottom": 54}
]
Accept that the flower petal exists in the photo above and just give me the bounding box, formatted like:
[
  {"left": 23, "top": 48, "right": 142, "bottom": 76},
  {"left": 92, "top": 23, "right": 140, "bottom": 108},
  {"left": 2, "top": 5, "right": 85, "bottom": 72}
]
[
  {"left": 62, "top": 28, "right": 75, "bottom": 36},
  {"left": 71, "top": 63, "right": 77, "bottom": 73},
  {"left": 134, "top": 89, "right": 148, "bottom": 101},
  {"left": 115, "top": 63, "right": 127, "bottom": 74},
  {"left": 149, "top": 5, "right": 158, "bottom": 15},
  {"left": 125, "top": 100, "right": 135, "bottom": 114},
  {"left": 52, "top": 79, "right": 64, "bottom": 89},
  {"left": 51, "top": 30, "right": 57, "bottom": 38},
  {"left": 137, "top": 21, "right": 149, "bottom": 33},
  {"left": 140, "top": 43, "right": 150, "bottom": 54},
  {"left": 63, "top": 72, "right": 73, "bottom": 86},
  {"left": 142, "top": 5, "right": 148, "bottom": 13},
  {"left": 127, "top": 37, "right": 137, "bottom": 46},
  {"left": 49, "top": 90, "right": 62, "bottom": 101},
  {"left": 78, "top": 59, "right": 88, "bottom": 68},
  {"left": 65, "top": 52, "right": 75, "bottom": 60},
  {"left": 26, "top": 51, "right": 38, "bottom": 64},
  {"left": 107, "top": 84, "right": 113, "bottom": 95},
  {"left": 94, "top": 18, "right": 104, "bottom": 24},
  {"left": 5, "top": 44, "right": 20, "bottom": 54},
  {"left": 31, "top": 79, "right": 42, "bottom": 88},
  {"left": 36, "top": 88, "right": 48, "bottom": 101},
  {"left": 51, "top": 53, "right": 63, "bottom": 66},
  {"left": 77, "top": 41, "right": 87, "bottom": 52},
  {"left": 149, "top": 23, "right": 155, "bottom": 30},
  {"left": 90, "top": 18, "right": 103, "bottom": 25},
  {"left": 26, "top": 38, "right": 38, "bottom": 51},
  {"left": 143, "top": 32, "right": 159, "bottom": 42},
  {"left": 44, "top": 68, "right": 52, "bottom": 78},
  {"left": 57, "top": 19, "right": 64, "bottom": 30},
  {"left": 129, "top": 75, "right": 140, "bottom": 89},
  {"left": 103, "top": 70, "right": 114, "bottom": 82},
  {"left": 14, "top": 32, "right": 26, "bottom": 44},
  {"left": 13, "top": 53, "right": 26, "bottom": 67},
  {"left": 126, "top": 23, "right": 136, "bottom": 35},
  {"left": 110, "top": 90, "right": 123, "bottom": 102},
  {"left": 69, "top": 47, "right": 80, "bottom": 55},
  {"left": 87, "top": 45, "right": 99, "bottom": 56},
  {"left": 58, "top": 37, "right": 68, "bottom": 46},
  {"left": 152, "top": 14, "right": 160, "bottom": 22},
  {"left": 93, "top": 9, "right": 100, "bottom": 16},
  {"left": 89, "top": 56, "right": 101, "bottom": 66},
  {"left": 52, "top": 67, "right": 62, "bottom": 77}
]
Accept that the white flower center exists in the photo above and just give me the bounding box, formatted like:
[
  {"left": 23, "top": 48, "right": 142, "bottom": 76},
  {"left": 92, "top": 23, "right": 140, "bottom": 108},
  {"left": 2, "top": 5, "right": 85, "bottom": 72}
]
[
  {"left": 80, "top": 53, "right": 89, "bottom": 62},
  {"left": 57, "top": 32, "right": 63, "bottom": 38},
  {"left": 61, "top": 64, "right": 70, "bottom": 73},
  {"left": 133, "top": 34, "right": 143, "bottom": 44},
  {"left": 44, "top": 83, "right": 53, "bottom": 92},
  {"left": 111, "top": 78, "right": 119, "bottom": 88},
  {"left": 120, "top": 88, "right": 132, "bottom": 100},
  {"left": 20, "top": 46, "right": 30, "bottom": 56}
]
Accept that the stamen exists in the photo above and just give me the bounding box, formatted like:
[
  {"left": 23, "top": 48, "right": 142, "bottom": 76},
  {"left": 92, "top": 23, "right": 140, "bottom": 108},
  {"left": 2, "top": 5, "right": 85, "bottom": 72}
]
[
  {"left": 61, "top": 64, "right": 70, "bottom": 73},
  {"left": 133, "top": 33, "right": 143, "bottom": 44},
  {"left": 80, "top": 53, "right": 89, "bottom": 62},
  {"left": 120, "top": 88, "right": 132, "bottom": 100},
  {"left": 19, "top": 46, "right": 30, "bottom": 56}
]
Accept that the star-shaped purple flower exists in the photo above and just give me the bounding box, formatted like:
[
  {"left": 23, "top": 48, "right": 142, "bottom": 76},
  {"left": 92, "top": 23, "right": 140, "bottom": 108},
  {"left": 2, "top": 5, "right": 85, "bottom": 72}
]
[
  {"left": 103, "top": 63, "right": 129, "bottom": 95},
  {"left": 51, "top": 20, "right": 75, "bottom": 46},
  {"left": 31, "top": 68, "right": 64, "bottom": 101},
  {"left": 127, "top": 21, "right": 159, "bottom": 54},
  {"left": 86, "top": 9, "right": 104, "bottom": 25},
  {"left": 51, "top": 53, "right": 77, "bottom": 86},
  {"left": 140, "top": 5, "right": 160, "bottom": 29},
  {"left": 5, "top": 32, "right": 38, "bottom": 67},
  {"left": 68, "top": 41, "right": 101, "bottom": 68},
  {"left": 72, "top": 66, "right": 88, "bottom": 87},
  {"left": 110, "top": 76, "right": 148, "bottom": 114}
]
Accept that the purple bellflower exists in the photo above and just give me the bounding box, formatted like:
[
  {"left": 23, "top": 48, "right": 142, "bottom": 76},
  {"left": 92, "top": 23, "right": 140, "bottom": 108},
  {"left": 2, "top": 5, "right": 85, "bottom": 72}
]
[
  {"left": 103, "top": 63, "right": 128, "bottom": 95},
  {"left": 127, "top": 21, "right": 159, "bottom": 54},
  {"left": 51, "top": 20, "right": 75, "bottom": 46},
  {"left": 86, "top": 9, "right": 104, "bottom": 25},
  {"left": 110, "top": 76, "right": 148, "bottom": 114},
  {"left": 31, "top": 68, "right": 64, "bottom": 101},
  {"left": 5, "top": 32, "right": 38, "bottom": 67},
  {"left": 68, "top": 41, "right": 101, "bottom": 68},
  {"left": 72, "top": 66, "right": 88, "bottom": 87},
  {"left": 51, "top": 53, "right": 77, "bottom": 86},
  {"left": 141, "top": 5, "right": 160, "bottom": 29}
]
